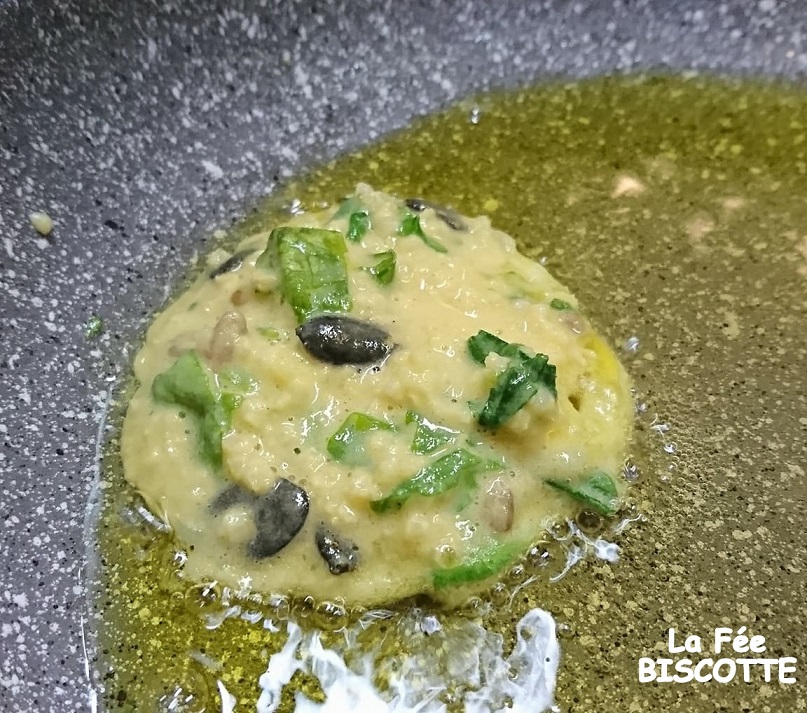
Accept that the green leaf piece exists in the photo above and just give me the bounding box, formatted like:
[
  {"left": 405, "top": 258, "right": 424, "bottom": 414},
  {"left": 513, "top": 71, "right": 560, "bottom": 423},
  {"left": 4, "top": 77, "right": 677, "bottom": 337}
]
[
  {"left": 257, "top": 327, "right": 282, "bottom": 341},
  {"left": 502, "top": 271, "right": 548, "bottom": 302},
  {"left": 472, "top": 357, "right": 556, "bottom": 429},
  {"left": 217, "top": 365, "right": 257, "bottom": 394},
  {"left": 466, "top": 330, "right": 557, "bottom": 429},
  {"left": 198, "top": 403, "right": 230, "bottom": 469},
  {"left": 364, "top": 250, "right": 397, "bottom": 285},
  {"left": 405, "top": 411, "right": 459, "bottom": 455},
  {"left": 329, "top": 196, "right": 364, "bottom": 223},
  {"left": 398, "top": 211, "right": 447, "bottom": 253},
  {"left": 152, "top": 351, "right": 217, "bottom": 414},
  {"left": 256, "top": 226, "right": 352, "bottom": 323},
  {"left": 217, "top": 366, "right": 257, "bottom": 414},
  {"left": 151, "top": 350, "right": 253, "bottom": 471},
  {"left": 545, "top": 470, "right": 620, "bottom": 516},
  {"left": 549, "top": 298, "right": 573, "bottom": 311},
  {"left": 346, "top": 211, "right": 371, "bottom": 242},
  {"left": 85, "top": 315, "right": 104, "bottom": 340},
  {"left": 327, "top": 412, "right": 394, "bottom": 466},
  {"left": 370, "top": 448, "right": 502, "bottom": 514},
  {"left": 467, "top": 329, "right": 524, "bottom": 365},
  {"left": 432, "top": 540, "right": 524, "bottom": 589}
]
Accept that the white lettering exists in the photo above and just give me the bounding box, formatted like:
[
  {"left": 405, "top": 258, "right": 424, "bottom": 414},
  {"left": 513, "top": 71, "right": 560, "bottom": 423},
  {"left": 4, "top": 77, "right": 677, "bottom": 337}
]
[
  {"left": 712, "top": 659, "right": 736, "bottom": 683},
  {"left": 641, "top": 629, "right": 794, "bottom": 686},
  {"left": 779, "top": 657, "right": 798, "bottom": 684},
  {"left": 714, "top": 628, "right": 732, "bottom": 654},
  {"left": 668, "top": 628, "right": 684, "bottom": 654},
  {"left": 693, "top": 658, "right": 713, "bottom": 683},
  {"left": 732, "top": 627, "right": 749, "bottom": 653},
  {"left": 656, "top": 658, "right": 675, "bottom": 683},
  {"left": 673, "top": 658, "right": 694, "bottom": 683},
  {"left": 736, "top": 658, "right": 761, "bottom": 682},
  {"left": 685, "top": 634, "right": 702, "bottom": 653},
  {"left": 638, "top": 657, "right": 656, "bottom": 683},
  {"left": 749, "top": 635, "right": 766, "bottom": 653}
]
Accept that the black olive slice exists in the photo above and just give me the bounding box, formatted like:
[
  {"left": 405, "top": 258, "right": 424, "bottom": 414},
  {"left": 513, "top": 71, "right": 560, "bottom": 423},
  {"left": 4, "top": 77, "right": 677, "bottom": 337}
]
[
  {"left": 405, "top": 198, "right": 468, "bottom": 231},
  {"left": 315, "top": 525, "right": 359, "bottom": 575},
  {"left": 248, "top": 478, "right": 310, "bottom": 559},
  {"left": 209, "top": 249, "right": 255, "bottom": 279},
  {"left": 296, "top": 315, "right": 391, "bottom": 365},
  {"left": 209, "top": 483, "right": 256, "bottom": 514}
]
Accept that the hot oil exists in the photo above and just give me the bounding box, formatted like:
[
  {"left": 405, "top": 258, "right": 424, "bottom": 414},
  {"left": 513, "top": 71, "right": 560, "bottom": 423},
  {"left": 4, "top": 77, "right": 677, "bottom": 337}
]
[{"left": 94, "top": 75, "right": 807, "bottom": 711}]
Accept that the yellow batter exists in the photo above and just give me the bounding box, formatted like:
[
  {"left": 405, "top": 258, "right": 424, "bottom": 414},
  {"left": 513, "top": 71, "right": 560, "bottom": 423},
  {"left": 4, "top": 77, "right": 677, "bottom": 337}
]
[{"left": 121, "top": 185, "right": 633, "bottom": 605}]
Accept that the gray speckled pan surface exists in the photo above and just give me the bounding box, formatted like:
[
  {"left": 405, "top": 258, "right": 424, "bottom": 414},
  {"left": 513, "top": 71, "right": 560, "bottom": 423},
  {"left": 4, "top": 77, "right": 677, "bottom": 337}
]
[{"left": 1, "top": 0, "right": 805, "bottom": 710}]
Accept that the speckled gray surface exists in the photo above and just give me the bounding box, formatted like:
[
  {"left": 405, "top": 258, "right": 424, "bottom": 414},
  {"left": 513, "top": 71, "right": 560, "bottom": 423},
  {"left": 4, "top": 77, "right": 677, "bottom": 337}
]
[{"left": 1, "top": 0, "right": 806, "bottom": 710}]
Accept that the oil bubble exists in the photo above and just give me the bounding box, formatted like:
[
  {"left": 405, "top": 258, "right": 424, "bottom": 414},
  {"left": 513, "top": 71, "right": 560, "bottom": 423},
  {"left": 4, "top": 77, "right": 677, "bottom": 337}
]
[
  {"left": 266, "top": 593, "right": 290, "bottom": 621},
  {"left": 313, "top": 600, "right": 348, "bottom": 631},
  {"left": 575, "top": 509, "right": 603, "bottom": 534},
  {"left": 622, "top": 336, "right": 640, "bottom": 354},
  {"left": 622, "top": 461, "right": 640, "bottom": 482},
  {"left": 159, "top": 549, "right": 188, "bottom": 592},
  {"left": 460, "top": 595, "right": 489, "bottom": 618},
  {"left": 489, "top": 582, "right": 510, "bottom": 608},
  {"left": 506, "top": 563, "right": 527, "bottom": 584},
  {"left": 526, "top": 543, "right": 551, "bottom": 570},
  {"left": 152, "top": 665, "right": 212, "bottom": 713},
  {"left": 183, "top": 581, "right": 222, "bottom": 615}
]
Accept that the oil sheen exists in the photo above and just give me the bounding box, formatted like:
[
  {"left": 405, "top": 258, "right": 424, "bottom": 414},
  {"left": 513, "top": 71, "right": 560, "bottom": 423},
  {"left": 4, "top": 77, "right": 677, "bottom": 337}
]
[{"left": 94, "top": 75, "right": 807, "bottom": 712}]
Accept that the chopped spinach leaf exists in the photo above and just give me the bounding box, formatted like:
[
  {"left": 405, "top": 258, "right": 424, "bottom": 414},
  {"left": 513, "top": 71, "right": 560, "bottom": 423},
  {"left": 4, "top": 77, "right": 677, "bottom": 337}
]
[
  {"left": 364, "top": 250, "right": 397, "bottom": 286},
  {"left": 471, "top": 356, "right": 556, "bottom": 428},
  {"left": 329, "top": 195, "right": 364, "bottom": 223},
  {"left": 217, "top": 366, "right": 257, "bottom": 413},
  {"left": 256, "top": 226, "right": 352, "bottom": 323},
  {"left": 545, "top": 471, "right": 619, "bottom": 516},
  {"left": 152, "top": 350, "right": 217, "bottom": 414},
  {"left": 151, "top": 350, "right": 251, "bottom": 471},
  {"left": 398, "top": 211, "right": 447, "bottom": 253},
  {"left": 432, "top": 540, "right": 524, "bottom": 589},
  {"left": 85, "top": 315, "right": 104, "bottom": 340},
  {"left": 217, "top": 365, "right": 256, "bottom": 393},
  {"left": 466, "top": 330, "right": 557, "bottom": 429},
  {"left": 370, "top": 448, "right": 502, "bottom": 514},
  {"left": 327, "top": 412, "right": 394, "bottom": 466},
  {"left": 197, "top": 403, "right": 231, "bottom": 470},
  {"left": 346, "top": 211, "right": 370, "bottom": 242},
  {"left": 405, "top": 411, "right": 459, "bottom": 455},
  {"left": 549, "top": 298, "right": 573, "bottom": 311},
  {"left": 399, "top": 211, "right": 423, "bottom": 237},
  {"left": 257, "top": 326, "right": 282, "bottom": 341},
  {"left": 467, "top": 329, "right": 525, "bottom": 365},
  {"left": 502, "top": 271, "right": 547, "bottom": 302}
]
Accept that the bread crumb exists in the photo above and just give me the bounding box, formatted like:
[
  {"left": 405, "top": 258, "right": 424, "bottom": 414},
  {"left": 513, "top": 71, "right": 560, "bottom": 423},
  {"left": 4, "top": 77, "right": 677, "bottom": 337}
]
[{"left": 30, "top": 211, "right": 54, "bottom": 236}]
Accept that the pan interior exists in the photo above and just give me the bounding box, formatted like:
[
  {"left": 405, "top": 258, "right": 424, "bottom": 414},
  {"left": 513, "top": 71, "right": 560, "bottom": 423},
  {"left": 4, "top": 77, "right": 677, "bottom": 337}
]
[{"left": 94, "top": 74, "right": 807, "bottom": 711}]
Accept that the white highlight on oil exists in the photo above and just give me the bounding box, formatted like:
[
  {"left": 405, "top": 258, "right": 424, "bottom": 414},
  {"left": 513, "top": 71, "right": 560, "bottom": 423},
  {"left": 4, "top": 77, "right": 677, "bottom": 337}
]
[
  {"left": 235, "top": 607, "right": 561, "bottom": 713},
  {"left": 214, "top": 519, "right": 629, "bottom": 710}
]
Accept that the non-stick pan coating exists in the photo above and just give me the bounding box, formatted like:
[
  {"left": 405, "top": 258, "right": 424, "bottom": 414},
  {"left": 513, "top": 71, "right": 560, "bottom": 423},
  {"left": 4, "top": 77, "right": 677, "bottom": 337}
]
[{"left": 1, "top": 1, "right": 805, "bottom": 710}]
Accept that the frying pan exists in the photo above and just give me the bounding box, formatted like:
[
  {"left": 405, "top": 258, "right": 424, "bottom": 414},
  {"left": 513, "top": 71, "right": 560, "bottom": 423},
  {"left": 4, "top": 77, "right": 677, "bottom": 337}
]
[{"left": 1, "top": 0, "right": 805, "bottom": 711}]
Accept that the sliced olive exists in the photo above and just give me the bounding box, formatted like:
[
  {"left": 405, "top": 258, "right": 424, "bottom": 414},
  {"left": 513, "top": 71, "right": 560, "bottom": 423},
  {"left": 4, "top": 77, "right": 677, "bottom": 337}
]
[
  {"left": 315, "top": 526, "right": 359, "bottom": 575},
  {"left": 405, "top": 198, "right": 468, "bottom": 231},
  {"left": 209, "top": 483, "right": 256, "bottom": 514},
  {"left": 248, "top": 478, "right": 310, "bottom": 559},
  {"left": 296, "top": 315, "right": 391, "bottom": 365},
  {"left": 209, "top": 249, "right": 255, "bottom": 279}
]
